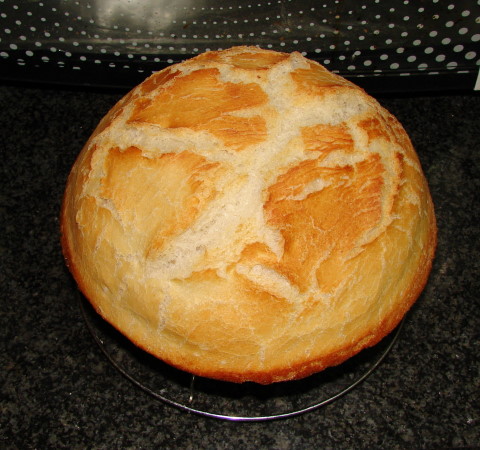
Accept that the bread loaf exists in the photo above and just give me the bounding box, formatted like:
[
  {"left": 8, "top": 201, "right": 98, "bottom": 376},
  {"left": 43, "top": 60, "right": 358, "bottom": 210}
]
[{"left": 61, "top": 46, "right": 436, "bottom": 384}]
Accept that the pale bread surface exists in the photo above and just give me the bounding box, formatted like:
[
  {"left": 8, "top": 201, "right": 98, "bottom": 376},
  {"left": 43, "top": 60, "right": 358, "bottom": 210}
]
[{"left": 61, "top": 47, "right": 436, "bottom": 384}]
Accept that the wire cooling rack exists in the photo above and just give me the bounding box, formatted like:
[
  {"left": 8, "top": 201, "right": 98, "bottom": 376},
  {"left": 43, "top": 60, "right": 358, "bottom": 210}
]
[{"left": 79, "top": 293, "right": 404, "bottom": 421}]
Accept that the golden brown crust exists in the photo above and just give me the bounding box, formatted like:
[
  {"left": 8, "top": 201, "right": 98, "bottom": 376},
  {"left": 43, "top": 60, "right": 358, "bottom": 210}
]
[{"left": 61, "top": 46, "right": 436, "bottom": 384}]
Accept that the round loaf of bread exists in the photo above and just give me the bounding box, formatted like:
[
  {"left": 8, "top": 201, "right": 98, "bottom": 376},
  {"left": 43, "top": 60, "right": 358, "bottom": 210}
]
[{"left": 61, "top": 46, "right": 436, "bottom": 384}]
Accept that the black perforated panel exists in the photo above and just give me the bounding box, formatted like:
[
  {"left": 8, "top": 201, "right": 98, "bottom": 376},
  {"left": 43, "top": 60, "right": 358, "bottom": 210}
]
[{"left": 1, "top": 0, "right": 479, "bottom": 92}]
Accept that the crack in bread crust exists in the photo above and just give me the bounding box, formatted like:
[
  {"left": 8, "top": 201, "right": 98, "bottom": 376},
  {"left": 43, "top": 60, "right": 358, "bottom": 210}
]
[{"left": 61, "top": 46, "right": 436, "bottom": 384}]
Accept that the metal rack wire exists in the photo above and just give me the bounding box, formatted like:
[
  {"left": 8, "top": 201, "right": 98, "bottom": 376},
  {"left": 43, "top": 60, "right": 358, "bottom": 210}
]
[{"left": 79, "top": 293, "right": 405, "bottom": 422}]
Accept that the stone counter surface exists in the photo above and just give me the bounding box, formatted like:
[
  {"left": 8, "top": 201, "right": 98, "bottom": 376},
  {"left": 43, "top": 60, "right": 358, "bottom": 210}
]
[{"left": 1, "top": 84, "right": 479, "bottom": 449}]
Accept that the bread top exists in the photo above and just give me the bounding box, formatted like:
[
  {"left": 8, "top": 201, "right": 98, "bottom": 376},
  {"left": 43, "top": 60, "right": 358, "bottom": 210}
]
[{"left": 61, "top": 47, "right": 436, "bottom": 383}]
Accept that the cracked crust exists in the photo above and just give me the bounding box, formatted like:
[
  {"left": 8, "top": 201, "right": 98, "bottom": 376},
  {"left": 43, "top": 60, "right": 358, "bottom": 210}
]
[{"left": 61, "top": 47, "right": 436, "bottom": 384}]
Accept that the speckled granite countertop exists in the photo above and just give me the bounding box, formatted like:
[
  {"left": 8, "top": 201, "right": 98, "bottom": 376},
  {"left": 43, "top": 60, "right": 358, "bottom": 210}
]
[{"left": 1, "top": 84, "right": 479, "bottom": 449}]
